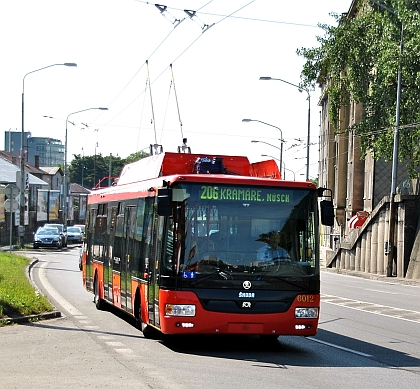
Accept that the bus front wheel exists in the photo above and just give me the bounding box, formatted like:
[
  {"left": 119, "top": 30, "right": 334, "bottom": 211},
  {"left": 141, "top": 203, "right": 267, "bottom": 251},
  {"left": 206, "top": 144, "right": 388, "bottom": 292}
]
[
  {"left": 141, "top": 323, "right": 155, "bottom": 339},
  {"left": 134, "top": 291, "right": 157, "bottom": 339}
]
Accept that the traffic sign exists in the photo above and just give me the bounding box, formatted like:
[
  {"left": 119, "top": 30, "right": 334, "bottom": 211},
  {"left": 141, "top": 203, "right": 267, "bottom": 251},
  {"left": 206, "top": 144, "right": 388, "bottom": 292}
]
[
  {"left": 5, "top": 184, "right": 20, "bottom": 198},
  {"left": 15, "top": 172, "right": 29, "bottom": 190},
  {"left": 4, "top": 199, "right": 19, "bottom": 212}
]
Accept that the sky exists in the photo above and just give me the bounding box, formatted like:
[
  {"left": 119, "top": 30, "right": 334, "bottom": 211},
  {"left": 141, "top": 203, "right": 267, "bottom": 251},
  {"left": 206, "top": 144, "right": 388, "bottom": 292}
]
[{"left": 1, "top": 0, "right": 351, "bottom": 181}]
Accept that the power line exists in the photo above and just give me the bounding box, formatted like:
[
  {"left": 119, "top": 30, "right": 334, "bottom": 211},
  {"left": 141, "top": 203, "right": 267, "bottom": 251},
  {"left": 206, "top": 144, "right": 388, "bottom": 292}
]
[
  {"left": 134, "top": 0, "right": 320, "bottom": 28},
  {"left": 101, "top": 1, "right": 256, "bottom": 131}
]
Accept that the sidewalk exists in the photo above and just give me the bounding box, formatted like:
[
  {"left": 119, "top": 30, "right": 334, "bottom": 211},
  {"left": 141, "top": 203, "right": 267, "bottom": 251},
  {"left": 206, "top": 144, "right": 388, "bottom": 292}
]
[
  {"left": 321, "top": 266, "right": 420, "bottom": 287},
  {"left": 319, "top": 245, "right": 420, "bottom": 286}
]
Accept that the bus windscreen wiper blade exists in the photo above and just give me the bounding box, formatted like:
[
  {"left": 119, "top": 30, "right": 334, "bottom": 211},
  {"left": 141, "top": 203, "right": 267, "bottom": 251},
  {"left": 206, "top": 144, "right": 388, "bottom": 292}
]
[
  {"left": 268, "top": 276, "right": 307, "bottom": 290},
  {"left": 190, "top": 269, "right": 231, "bottom": 286}
]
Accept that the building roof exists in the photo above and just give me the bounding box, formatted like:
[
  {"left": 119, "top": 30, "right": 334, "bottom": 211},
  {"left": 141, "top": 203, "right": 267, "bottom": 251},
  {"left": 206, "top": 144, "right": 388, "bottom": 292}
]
[
  {"left": 0, "top": 157, "right": 48, "bottom": 186},
  {"left": 0, "top": 150, "right": 46, "bottom": 175},
  {"left": 70, "top": 183, "right": 90, "bottom": 195},
  {"left": 40, "top": 166, "right": 63, "bottom": 176}
]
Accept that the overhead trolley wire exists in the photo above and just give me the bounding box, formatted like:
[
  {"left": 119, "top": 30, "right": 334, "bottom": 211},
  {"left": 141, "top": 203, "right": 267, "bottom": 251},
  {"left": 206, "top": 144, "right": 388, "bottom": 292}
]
[
  {"left": 134, "top": 0, "right": 318, "bottom": 28},
  {"left": 99, "top": 12, "right": 185, "bottom": 129},
  {"left": 100, "top": 1, "right": 256, "bottom": 140}
]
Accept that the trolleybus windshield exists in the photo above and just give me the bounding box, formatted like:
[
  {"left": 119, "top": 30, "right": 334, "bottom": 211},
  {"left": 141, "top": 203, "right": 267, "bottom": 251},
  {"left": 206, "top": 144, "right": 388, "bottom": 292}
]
[{"left": 163, "top": 183, "right": 319, "bottom": 289}]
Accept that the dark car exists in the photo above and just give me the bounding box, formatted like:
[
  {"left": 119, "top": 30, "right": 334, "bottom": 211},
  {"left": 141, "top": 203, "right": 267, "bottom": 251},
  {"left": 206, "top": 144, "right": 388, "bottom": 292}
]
[
  {"left": 44, "top": 223, "right": 68, "bottom": 247},
  {"left": 33, "top": 227, "right": 62, "bottom": 249},
  {"left": 67, "top": 226, "right": 83, "bottom": 243}
]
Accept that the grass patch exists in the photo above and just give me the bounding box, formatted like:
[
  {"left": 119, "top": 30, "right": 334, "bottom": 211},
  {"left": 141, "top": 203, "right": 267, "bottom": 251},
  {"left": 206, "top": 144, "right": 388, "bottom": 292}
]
[{"left": 0, "top": 251, "right": 53, "bottom": 325}]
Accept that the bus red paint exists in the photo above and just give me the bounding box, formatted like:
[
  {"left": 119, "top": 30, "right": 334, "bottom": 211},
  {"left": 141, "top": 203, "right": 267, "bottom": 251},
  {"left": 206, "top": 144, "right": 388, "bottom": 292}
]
[{"left": 82, "top": 151, "right": 333, "bottom": 339}]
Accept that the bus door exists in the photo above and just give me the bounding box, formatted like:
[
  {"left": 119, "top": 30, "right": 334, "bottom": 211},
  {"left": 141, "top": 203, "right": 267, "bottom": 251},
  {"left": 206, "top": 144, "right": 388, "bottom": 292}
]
[
  {"left": 146, "top": 200, "right": 164, "bottom": 328},
  {"left": 84, "top": 207, "right": 95, "bottom": 290},
  {"left": 105, "top": 206, "right": 117, "bottom": 303},
  {"left": 121, "top": 206, "right": 136, "bottom": 312},
  {"left": 112, "top": 208, "right": 125, "bottom": 309}
]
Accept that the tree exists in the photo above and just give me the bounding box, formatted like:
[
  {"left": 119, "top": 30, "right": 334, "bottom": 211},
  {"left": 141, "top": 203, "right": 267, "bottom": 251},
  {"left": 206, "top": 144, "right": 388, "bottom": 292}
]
[
  {"left": 297, "top": 0, "right": 420, "bottom": 177},
  {"left": 68, "top": 151, "right": 149, "bottom": 189},
  {"left": 124, "top": 151, "right": 149, "bottom": 164}
]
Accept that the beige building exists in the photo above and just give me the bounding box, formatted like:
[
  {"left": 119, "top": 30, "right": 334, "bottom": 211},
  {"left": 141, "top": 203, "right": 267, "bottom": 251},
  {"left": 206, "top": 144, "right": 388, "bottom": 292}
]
[{"left": 318, "top": 0, "right": 420, "bottom": 278}]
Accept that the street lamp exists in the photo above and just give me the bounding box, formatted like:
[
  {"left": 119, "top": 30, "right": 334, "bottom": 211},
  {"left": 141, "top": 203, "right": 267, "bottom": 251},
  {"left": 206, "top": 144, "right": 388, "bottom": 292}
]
[
  {"left": 261, "top": 154, "right": 296, "bottom": 180},
  {"left": 259, "top": 76, "right": 311, "bottom": 181},
  {"left": 64, "top": 107, "right": 108, "bottom": 225},
  {"left": 20, "top": 62, "right": 77, "bottom": 246},
  {"left": 242, "top": 119, "right": 284, "bottom": 171},
  {"left": 251, "top": 140, "right": 283, "bottom": 178}
]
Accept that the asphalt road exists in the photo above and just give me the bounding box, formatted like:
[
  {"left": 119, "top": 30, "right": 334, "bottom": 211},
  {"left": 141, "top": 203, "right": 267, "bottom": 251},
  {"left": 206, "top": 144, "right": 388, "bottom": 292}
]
[{"left": 1, "top": 247, "right": 420, "bottom": 389}]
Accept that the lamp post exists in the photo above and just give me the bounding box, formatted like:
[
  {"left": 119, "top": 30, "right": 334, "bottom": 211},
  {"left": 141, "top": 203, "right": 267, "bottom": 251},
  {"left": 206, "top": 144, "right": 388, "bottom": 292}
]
[
  {"left": 251, "top": 140, "right": 283, "bottom": 177},
  {"left": 242, "top": 119, "right": 284, "bottom": 171},
  {"left": 369, "top": 0, "right": 403, "bottom": 276},
  {"left": 20, "top": 62, "right": 77, "bottom": 247},
  {"left": 261, "top": 154, "right": 296, "bottom": 180},
  {"left": 64, "top": 107, "right": 108, "bottom": 225},
  {"left": 283, "top": 166, "right": 296, "bottom": 181},
  {"left": 259, "top": 76, "right": 311, "bottom": 181}
]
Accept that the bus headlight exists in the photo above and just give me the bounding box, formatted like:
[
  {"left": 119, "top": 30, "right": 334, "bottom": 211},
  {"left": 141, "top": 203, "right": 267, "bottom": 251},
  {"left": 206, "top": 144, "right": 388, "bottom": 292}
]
[
  {"left": 165, "top": 304, "right": 196, "bottom": 317},
  {"left": 295, "top": 307, "right": 318, "bottom": 318}
]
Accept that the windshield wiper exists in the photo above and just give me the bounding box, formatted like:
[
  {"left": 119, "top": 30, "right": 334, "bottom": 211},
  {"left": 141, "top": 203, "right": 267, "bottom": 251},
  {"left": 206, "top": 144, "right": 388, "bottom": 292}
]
[
  {"left": 189, "top": 269, "right": 232, "bottom": 286},
  {"left": 267, "top": 275, "right": 308, "bottom": 290}
]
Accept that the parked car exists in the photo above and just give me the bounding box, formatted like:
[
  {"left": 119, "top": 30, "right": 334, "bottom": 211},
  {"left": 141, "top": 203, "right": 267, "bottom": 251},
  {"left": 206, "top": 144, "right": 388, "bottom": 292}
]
[
  {"left": 44, "top": 223, "right": 67, "bottom": 247},
  {"left": 33, "top": 227, "right": 62, "bottom": 249},
  {"left": 67, "top": 226, "right": 83, "bottom": 243},
  {"left": 73, "top": 224, "right": 86, "bottom": 241}
]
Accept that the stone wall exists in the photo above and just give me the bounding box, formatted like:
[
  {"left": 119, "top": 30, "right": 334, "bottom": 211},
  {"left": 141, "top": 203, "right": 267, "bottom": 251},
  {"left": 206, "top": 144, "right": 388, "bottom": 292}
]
[{"left": 326, "top": 195, "right": 420, "bottom": 279}]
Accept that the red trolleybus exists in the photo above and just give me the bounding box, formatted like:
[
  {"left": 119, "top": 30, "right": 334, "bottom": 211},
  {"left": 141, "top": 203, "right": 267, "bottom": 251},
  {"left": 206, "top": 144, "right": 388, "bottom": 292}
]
[{"left": 81, "top": 150, "right": 333, "bottom": 338}]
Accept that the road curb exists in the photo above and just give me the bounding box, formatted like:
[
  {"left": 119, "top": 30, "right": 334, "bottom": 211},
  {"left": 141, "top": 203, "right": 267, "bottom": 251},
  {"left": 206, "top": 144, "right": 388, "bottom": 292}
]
[{"left": 0, "top": 310, "right": 62, "bottom": 326}]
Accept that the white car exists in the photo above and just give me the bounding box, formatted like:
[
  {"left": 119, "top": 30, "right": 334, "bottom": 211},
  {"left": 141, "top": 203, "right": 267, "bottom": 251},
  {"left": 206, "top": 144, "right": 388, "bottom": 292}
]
[
  {"left": 73, "top": 224, "right": 86, "bottom": 241},
  {"left": 67, "top": 226, "right": 83, "bottom": 243}
]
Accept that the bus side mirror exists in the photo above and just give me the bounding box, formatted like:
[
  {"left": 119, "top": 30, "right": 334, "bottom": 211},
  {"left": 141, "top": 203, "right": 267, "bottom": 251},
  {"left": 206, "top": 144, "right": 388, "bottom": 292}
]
[
  {"left": 320, "top": 200, "right": 334, "bottom": 226},
  {"left": 157, "top": 188, "right": 172, "bottom": 216}
]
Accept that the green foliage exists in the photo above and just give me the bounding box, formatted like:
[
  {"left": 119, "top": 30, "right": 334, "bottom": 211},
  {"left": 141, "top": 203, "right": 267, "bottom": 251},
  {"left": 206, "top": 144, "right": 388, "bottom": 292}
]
[
  {"left": 125, "top": 150, "right": 150, "bottom": 164},
  {"left": 68, "top": 151, "right": 149, "bottom": 189},
  {"left": 297, "top": 0, "right": 420, "bottom": 177},
  {"left": 0, "top": 252, "right": 52, "bottom": 322},
  {"left": 311, "top": 177, "right": 319, "bottom": 187}
]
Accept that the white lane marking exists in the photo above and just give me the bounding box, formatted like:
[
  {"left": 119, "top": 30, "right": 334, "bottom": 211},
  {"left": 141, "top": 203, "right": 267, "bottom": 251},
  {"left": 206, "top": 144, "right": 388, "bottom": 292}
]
[
  {"left": 363, "top": 288, "right": 398, "bottom": 295},
  {"left": 38, "top": 260, "right": 83, "bottom": 317},
  {"left": 115, "top": 349, "right": 134, "bottom": 355},
  {"left": 98, "top": 335, "right": 116, "bottom": 340},
  {"left": 322, "top": 294, "right": 420, "bottom": 324},
  {"left": 106, "top": 342, "right": 125, "bottom": 347},
  {"left": 307, "top": 337, "right": 373, "bottom": 357},
  {"left": 38, "top": 261, "right": 137, "bottom": 356}
]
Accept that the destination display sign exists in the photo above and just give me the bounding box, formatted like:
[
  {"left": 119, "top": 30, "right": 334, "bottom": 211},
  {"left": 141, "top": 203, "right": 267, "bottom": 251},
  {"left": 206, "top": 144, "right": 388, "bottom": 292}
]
[{"left": 199, "top": 185, "right": 292, "bottom": 203}]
